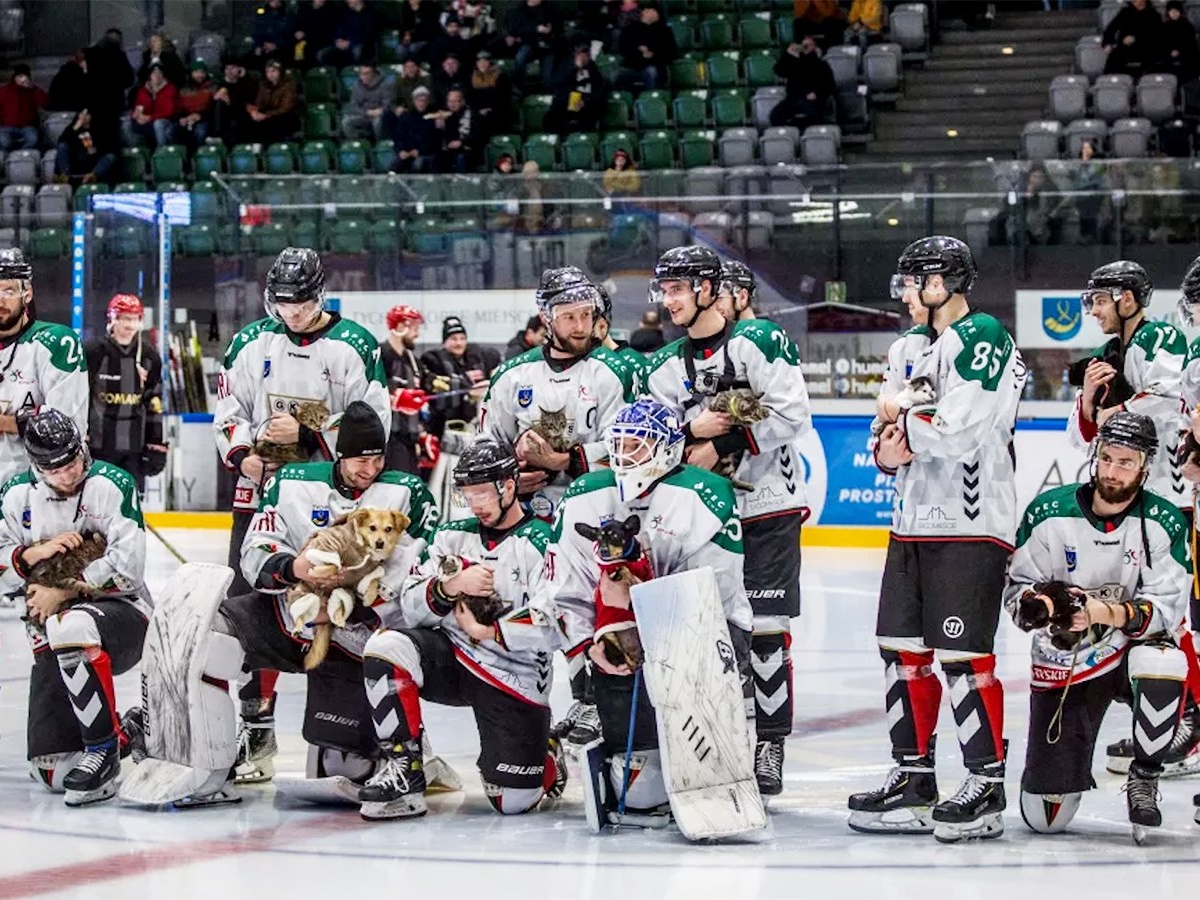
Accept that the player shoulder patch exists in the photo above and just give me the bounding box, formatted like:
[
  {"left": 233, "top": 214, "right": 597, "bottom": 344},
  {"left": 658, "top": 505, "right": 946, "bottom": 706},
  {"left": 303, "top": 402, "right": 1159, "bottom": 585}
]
[
  {"left": 515, "top": 517, "right": 552, "bottom": 554},
  {"left": 1016, "top": 483, "right": 1084, "bottom": 547},
  {"left": 562, "top": 468, "right": 617, "bottom": 502},
  {"left": 731, "top": 319, "right": 800, "bottom": 365},
  {"left": 437, "top": 517, "right": 481, "bottom": 536},
  {"left": 643, "top": 337, "right": 687, "bottom": 377},
  {"left": 662, "top": 465, "right": 737, "bottom": 522},
  {"left": 329, "top": 318, "right": 382, "bottom": 370},
  {"left": 222, "top": 317, "right": 280, "bottom": 368},
  {"left": 88, "top": 461, "right": 144, "bottom": 526},
  {"left": 1141, "top": 490, "right": 1191, "bottom": 568},
  {"left": 27, "top": 321, "right": 85, "bottom": 372},
  {"left": 1131, "top": 319, "right": 1187, "bottom": 361},
  {"left": 0, "top": 469, "right": 34, "bottom": 505}
]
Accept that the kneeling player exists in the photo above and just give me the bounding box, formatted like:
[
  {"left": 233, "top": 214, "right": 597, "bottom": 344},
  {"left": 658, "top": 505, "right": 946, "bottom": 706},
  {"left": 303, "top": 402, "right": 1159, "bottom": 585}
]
[
  {"left": 359, "top": 437, "right": 564, "bottom": 819},
  {"left": 548, "top": 399, "right": 755, "bottom": 827},
  {"left": 1009, "top": 412, "right": 1190, "bottom": 842},
  {"left": 2, "top": 410, "right": 150, "bottom": 806}
]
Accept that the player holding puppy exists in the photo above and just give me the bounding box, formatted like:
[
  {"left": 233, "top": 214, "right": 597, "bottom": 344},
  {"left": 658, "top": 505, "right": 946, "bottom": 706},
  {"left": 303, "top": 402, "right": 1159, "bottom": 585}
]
[{"left": 1008, "top": 412, "right": 1190, "bottom": 843}]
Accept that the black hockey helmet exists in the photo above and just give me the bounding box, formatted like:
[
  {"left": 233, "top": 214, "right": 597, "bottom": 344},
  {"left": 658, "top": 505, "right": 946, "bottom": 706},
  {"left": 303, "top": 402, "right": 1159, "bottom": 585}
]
[
  {"left": 1180, "top": 255, "right": 1200, "bottom": 325},
  {"left": 0, "top": 247, "right": 32, "bottom": 283},
  {"left": 896, "top": 236, "right": 977, "bottom": 296},
  {"left": 453, "top": 436, "right": 519, "bottom": 487},
  {"left": 535, "top": 266, "right": 603, "bottom": 319},
  {"left": 24, "top": 408, "right": 84, "bottom": 471},
  {"left": 264, "top": 246, "right": 325, "bottom": 321},
  {"left": 1084, "top": 260, "right": 1153, "bottom": 311},
  {"left": 720, "top": 260, "right": 756, "bottom": 312},
  {"left": 652, "top": 245, "right": 722, "bottom": 289},
  {"left": 1096, "top": 411, "right": 1157, "bottom": 464}
]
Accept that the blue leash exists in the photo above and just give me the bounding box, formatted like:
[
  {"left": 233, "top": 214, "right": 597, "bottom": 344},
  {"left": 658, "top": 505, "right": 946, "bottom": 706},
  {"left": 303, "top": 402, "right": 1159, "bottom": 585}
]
[{"left": 617, "top": 668, "right": 641, "bottom": 818}]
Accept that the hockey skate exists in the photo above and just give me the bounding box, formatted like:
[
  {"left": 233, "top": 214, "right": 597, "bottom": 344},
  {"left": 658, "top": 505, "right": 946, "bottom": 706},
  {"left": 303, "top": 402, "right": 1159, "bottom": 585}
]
[
  {"left": 544, "top": 735, "right": 569, "bottom": 801},
  {"left": 755, "top": 739, "right": 785, "bottom": 797},
  {"left": 120, "top": 707, "right": 147, "bottom": 763},
  {"left": 931, "top": 761, "right": 1006, "bottom": 843},
  {"left": 63, "top": 739, "right": 120, "bottom": 808},
  {"left": 360, "top": 739, "right": 427, "bottom": 820},
  {"left": 1125, "top": 763, "right": 1161, "bottom": 845},
  {"left": 233, "top": 717, "right": 278, "bottom": 784},
  {"left": 848, "top": 751, "right": 938, "bottom": 835},
  {"left": 552, "top": 701, "right": 602, "bottom": 748},
  {"left": 1107, "top": 706, "right": 1200, "bottom": 777}
]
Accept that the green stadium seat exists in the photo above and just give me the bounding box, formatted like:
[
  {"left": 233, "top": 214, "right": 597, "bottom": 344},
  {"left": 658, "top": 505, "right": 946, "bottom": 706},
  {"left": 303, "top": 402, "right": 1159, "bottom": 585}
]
[
  {"left": 679, "top": 130, "right": 716, "bottom": 167},
  {"left": 367, "top": 218, "right": 401, "bottom": 253},
  {"left": 179, "top": 223, "right": 217, "bottom": 256},
  {"left": 700, "top": 15, "right": 735, "bottom": 50},
  {"left": 596, "top": 53, "right": 622, "bottom": 84},
  {"left": 251, "top": 222, "right": 291, "bottom": 255},
  {"left": 157, "top": 181, "right": 187, "bottom": 194},
  {"left": 338, "top": 66, "right": 359, "bottom": 96},
  {"left": 638, "top": 131, "right": 676, "bottom": 169},
  {"left": 150, "top": 144, "right": 186, "bottom": 182},
  {"left": 303, "top": 67, "right": 338, "bottom": 103},
  {"left": 379, "top": 30, "right": 403, "bottom": 64},
  {"left": 291, "top": 218, "right": 320, "bottom": 249},
  {"left": 711, "top": 89, "right": 747, "bottom": 126},
  {"left": 635, "top": 95, "right": 670, "bottom": 129},
  {"left": 669, "top": 55, "right": 707, "bottom": 90},
  {"left": 738, "top": 14, "right": 773, "bottom": 49},
  {"left": 408, "top": 217, "right": 447, "bottom": 254},
  {"left": 110, "top": 224, "right": 148, "bottom": 258},
  {"left": 561, "top": 132, "right": 599, "bottom": 170},
  {"left": 194, "top": 143, "right": 227, "bottom": 178},
  {"left": 72, "top": 183, "right": 107, "bottom": 212},
  {"left": 609, "top": 214, "right": 651, "bottom": 252},
  {"left": 486, "top": 134, "right": 521, "bottom": 169},
  {"left": 744, "top": 50, "right": 777, "bottom": 88},
  {"left": 229, "top": 144, "right": 261, "bottom": 175},
  {"left": 120, "top": 147, "right": 149, "bottom": 183},
  {"left": 265, "top": 143, "right": 298, "bottom": 175},
  {"left": 190, "top": 181, "right": 223, "bottom": 222},
  {"left": 773, "top": 14, "right": 794, "bottom": 43},
  {"left": 601, "top": 131, "right": 638, "bottom": 166},
  {"left": 602, "top": 92, "right": 633, "bottom": 130},
  {"left": 522, "top": 95, "right": 553, "bottom": 134},
  {"left": 304, "top": 103, "right": 338, "bottom": 139},
  {"left": 373, "top": 142, "right": 396, "bottom": 173},
  {"left": 706, "top": 53, "right": 740, "bottom": 89},
  {"left": 669, "top": 15, "right": 696, "bottom": 52},
  {"left": 300, "top": 140, "right": 335, "bottom": 174},
  {"left": 673, "top": 93, "right": 708, "bottom": 128},
  {"left": 113, "top": 181, "right": 149, "bottom": 194},
  {"left": 522, "top": 134, "right": 558, "bottom": 171},
  {"left": 329, "top": 217, "right": 368, "bottom": 253},
  {"left": 338, "top": 140, "right": 369, "bottom": 175},
  {"left": 29, "top": 227, "right": 68, "bottom": 259}
]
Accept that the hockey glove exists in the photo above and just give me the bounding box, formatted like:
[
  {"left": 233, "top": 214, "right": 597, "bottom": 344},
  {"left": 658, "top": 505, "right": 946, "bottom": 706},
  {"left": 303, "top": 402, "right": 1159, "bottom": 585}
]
[{"left": 142, "top": 444, "right": 168, "bottom": 477}]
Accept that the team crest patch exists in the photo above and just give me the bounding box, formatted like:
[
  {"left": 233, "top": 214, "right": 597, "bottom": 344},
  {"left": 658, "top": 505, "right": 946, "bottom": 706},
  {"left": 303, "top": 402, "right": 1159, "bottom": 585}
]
[
  {"left": 1065, "top": 546, "right": 1077, "bottom": 573},
  {"left": 263, "top": 360, "right": 272, "bottom": 378},
  {"left": 311, "top": 508, "right": 330, "bottom": 527},
  {"left": 21, "top": 508, "right": 30, "bottom": 529},
  {"left": 517, "top": 385, "right": 533, "bottom": 408}
]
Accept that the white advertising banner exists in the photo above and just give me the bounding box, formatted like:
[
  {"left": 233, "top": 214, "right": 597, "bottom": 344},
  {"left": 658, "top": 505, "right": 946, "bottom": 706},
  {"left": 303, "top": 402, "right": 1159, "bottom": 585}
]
[
  {"left": 332, "top": 290, "right": 535, "bottom": 345},
  {"left": 1015, "top": 288, "right": 1183, "bottom": 350}
]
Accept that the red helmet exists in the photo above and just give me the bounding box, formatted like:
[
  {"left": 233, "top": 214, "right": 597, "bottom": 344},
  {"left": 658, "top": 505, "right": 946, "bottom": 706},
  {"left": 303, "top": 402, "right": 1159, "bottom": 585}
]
[
  {"left": 107, "top": 294, "right": 144, "bottom": 321},
  {"left": 386, "top": 304, "right": 424, "bottom": 332}
]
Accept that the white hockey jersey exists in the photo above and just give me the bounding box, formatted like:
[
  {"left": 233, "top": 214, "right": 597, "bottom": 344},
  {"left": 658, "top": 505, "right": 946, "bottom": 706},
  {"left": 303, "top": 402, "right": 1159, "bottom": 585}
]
[
  {"left": 241, "top": 462, "right": 438, "bottom": 632},
  {"left": 478, "top": 345, "right": 640, "bottom": 520},
  {"left": 1067, "top": 320, "right": 1188, "bottom": 510},
  {"left": 1182, "top": 335, "right": 1200, "bottom": 411},
  {"left": 641, "top": 319, "right": 812, "bottom": 520},
  {"left": 0, "top": 321, "right": 88, "bottom": 485},
  {"left": 893, "top": 311, "right": 1026, "bottom": 545},
  {"left": 400, "top": 516, "right": 558, "bottom": 706},
  {"left": 0, "top": 461, "right": 151, "bottom": 614},
  {"left": 1004, "top": 483, "right": 1190, "bottom": 690},
  {"left": 548, "top": 466, "right": 752, "bottom": 659},
  {"left": 871, "top": 325, "right": 935, "bottom": 442},
  {"left": 213, "top": 315, "right": 390, "bottom": 513}
]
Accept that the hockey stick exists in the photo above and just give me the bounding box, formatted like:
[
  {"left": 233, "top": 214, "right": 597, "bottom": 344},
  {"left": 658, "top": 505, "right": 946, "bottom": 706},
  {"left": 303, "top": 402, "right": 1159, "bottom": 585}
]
[
  {"left": 145, "top": 520, "right": 188, "bottom": 565},
  {"left": 617, "top": 668, "right": 642, "bottom": 820}
]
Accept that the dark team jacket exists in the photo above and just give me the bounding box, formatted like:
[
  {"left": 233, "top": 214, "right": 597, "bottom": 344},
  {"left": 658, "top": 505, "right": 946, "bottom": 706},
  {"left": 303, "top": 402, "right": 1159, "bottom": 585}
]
[
  {"left": 419, "top": 345, "right": 490, "bottom": 434},
  {"left": 381, "top": 339, "right": 422, "bottom": 445},
  {"left": 85, "top": 333, "right": 164, "bottom": 456}
]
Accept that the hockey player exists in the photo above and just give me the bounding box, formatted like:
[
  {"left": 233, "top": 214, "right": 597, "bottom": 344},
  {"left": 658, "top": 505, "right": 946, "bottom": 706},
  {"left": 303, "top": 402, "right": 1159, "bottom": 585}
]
[
  {"left": 874, "top": 274, "right": 933, "bottom": 433},
  {"left": 85, "top": 294, "right": 167, "bottom": 495},
  {"left": 1009, "top": 412, "right": 1190, "bottom": 842},
  {"left": 847, "top": 235, "right": 1026, "bottom": 843},
  {"left": 714, "top": 260, "right": 757, "bottom": 323},
  {"left": 548, "top": 398, "right": 754, "bottom": 825},
  {"left": 0, "top": 248, "right": 88, "bottom": 486},
  {"left": 479, "top": 266, "right": 639, "bottom": 746},
  {"left": 2, "top": 409, "right": 150, "bottom": 806},
  {"left": 358, "top": 437, "right": 565, "bottom": 820},
  {"left": 641, "top": 245, "right": 811, "bottom": 796},
  {"left": 380, "top": 304, "right": 426, "bottom": 476},
  {"left": 212, "top": 246, "right": 390, "bottom": 780}
]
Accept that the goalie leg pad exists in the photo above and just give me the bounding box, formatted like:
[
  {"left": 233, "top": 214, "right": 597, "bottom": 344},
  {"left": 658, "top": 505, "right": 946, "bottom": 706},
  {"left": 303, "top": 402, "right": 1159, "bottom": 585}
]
[
  {"left": 1129, "top": 643, "right": 1187, "bottom": 768},
  {"left": 940, "top": 652, "right": 1005, "bottom": 768},
  {"left": 1019, "top": 790, "right": 1082, "bottom": 834},
  {"left": 750, "top": 615, "right": 792, "bottom": 741},
  {"left": 363, "top": 630, "right": 424, "bottom": 743},
  {"left": 606, "top": 749, "right": 669, "bottom": 812},
  {"left": 879, "top": 639, "right": 941, "bottom": 758}
]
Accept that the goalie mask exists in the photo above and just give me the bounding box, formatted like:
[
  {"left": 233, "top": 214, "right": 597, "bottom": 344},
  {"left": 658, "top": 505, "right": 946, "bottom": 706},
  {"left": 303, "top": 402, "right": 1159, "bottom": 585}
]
[
  {"left": 1179, "top": 255, "right": 1200, "bottom": 328},
  {"left": 895, "top": 235, "right": 976, "bottom": 310},
  {"left": 264, "top": 247, "right": 326, "bottom": 330},
  {"left": 606, "top": 399, "right": 684, "bottom": 502}
]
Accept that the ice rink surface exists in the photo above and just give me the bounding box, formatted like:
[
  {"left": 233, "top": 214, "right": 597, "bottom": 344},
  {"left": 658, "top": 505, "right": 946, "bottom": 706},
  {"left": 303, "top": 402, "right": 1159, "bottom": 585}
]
[{"left": 3, "top": 534, "right": 1200, "bottom": 899}]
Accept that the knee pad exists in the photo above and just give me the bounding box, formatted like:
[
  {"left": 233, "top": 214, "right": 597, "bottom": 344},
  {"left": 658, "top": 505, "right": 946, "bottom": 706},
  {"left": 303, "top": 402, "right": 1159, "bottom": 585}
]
[
  {"left": 1020, "top": 789, "right": 1081, "bottom": 834},
  {"left": 484, "top": 782, "right": 544, "bottom": 815},
  {"left": 752, "top": 614, "right": 791, "bottom": 636},
  {"left": 306, "top": 744, "right": 375, "bottom": 782},
  {"left": 364, "top": 629, "right": 424, "bottom": 688},
  {"left": 1128, "top": 643, "right": 1188, "bottom": 681},
  {"left": 607, "top": 749, "right": 668, "bottom": 812},
  {"left": 30, "top": 752, "right": 84, "bottom": 793},
  {"left": 45, "top": 608, "right": 101, "bottom": 650}
]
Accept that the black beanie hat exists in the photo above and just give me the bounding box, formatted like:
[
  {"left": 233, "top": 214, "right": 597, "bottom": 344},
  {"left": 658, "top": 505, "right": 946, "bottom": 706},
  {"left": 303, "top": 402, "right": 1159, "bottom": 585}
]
[
  {"left": 443, "top": 316, "right": 467, "bottom": 340},
  {"left": 336, "top": 401, "right": 386, "bottom": 459}
]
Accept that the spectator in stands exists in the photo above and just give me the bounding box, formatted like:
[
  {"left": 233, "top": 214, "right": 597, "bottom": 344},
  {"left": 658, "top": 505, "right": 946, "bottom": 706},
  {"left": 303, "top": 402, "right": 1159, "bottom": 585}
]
[
  {"left": 246, "top": 58, "right": 299, "bottom": 144},
  {"left": 1103, "top": 0, "right": 1162, "bottom": 77},
  {"left": 469, "top": 50, "right": 509, "bottom": 135},
  {"left": 319, "top": 0, "right": 380, "bottom": 68},
  {"left": 769, "top": 36, "right": 835, "bottom": 129},
  {"left": 452, "top": 0, "right": 495, "bottom": 46},
  {"left": 130, "top": 64, "right": 179, "bottom": 149},
  {"left": 793, "top": 0, "right": 845, "bottom": 49},
  {"left": 505, "top": 0, "right": 562, "bottom": 86},
  {"left": 629, "top": 308, "right": 666, "bottom": 353},
  {"left": 253, "top": 0, "right": 297, "bottom": 66},
  {"left": 84, "top": 28, "right": 135, "bottom": 146},
  {"left": 544, "top": 42, "right": 607, "bottom": 138},
  {"left": 493, "top": 152, "right": 515, "bottom": 175},
  {"left": 437, "top": 87, "right": 483, "bottom": 173},
  {"left": 138, "top": 31, "right": 187, "bottom": 87},
  {"left": 48, "top": 50, "right": 89, "bottom": 113},
  {"left": 420, "top": 316, "right": 491, "bottom": 438},
  {"left": 343, "top": 62, "right": 390, "bottom": 141},
  {"left": 393, "top": 57, "right": 433, "bottom": 111},
  {"left": 0, "top": 65, "right": 46, "bottom": 152},
  {"left": 211, "top": 60, "right": 258, "bottom": 146},
  {"left": 519, "top": 160, "right": 546, "bottom": 233},
  {"left": 845, "top": 0, "right": 883, "bottom": 50},
  {"left": 426, "top": 14, "right": 475, "bottom": 68},
  {"left": 54, "top": 109, "right": 117, "bottom": 186},
  {"left": 294, "top": 0, "right": 338, "bottom": 68},
  {"left": 177, "top": 60, "right": 216, "bottom": 148},
  {"left": 1160, "top": 1, "right": 1199, "bottom": 84},
  {"left": 400, "top": 0, "right": 443, "bottom": 63},
  {"left": 617, "top": 2, "right": 677, "bottom": 91},
  {"left": 433, "top": 53, "right": 467, "bottom": 102},
  {"left": 1070, "top": 139, "right": 1109, "bottom": 242},
  {"left": 389, "top": 85, "right": 440, "bottom": 173},
  {"left": 603, "top": 148, "right": 642, "bottom": 197},
  {"left": 505, "top": 315, "right": 547, "bottom": 359},
  {"left": 1007, "top": 163, "right": 1062, "bottom": 246}
]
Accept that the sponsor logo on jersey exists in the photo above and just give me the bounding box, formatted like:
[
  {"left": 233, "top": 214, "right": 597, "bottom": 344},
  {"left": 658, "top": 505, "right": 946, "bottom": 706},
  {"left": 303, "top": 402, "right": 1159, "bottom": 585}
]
[
  {"left": 286, "top": 351, "right": 311, "bottom": 360},
  {"left": 649, "top": 514, "right": 676, "bottom": 536},
  {"left": 234, "top": 485, "right": 255, "bottom": 505},
  {"left": 517, "top": 385, "right": 533, "bottom": 408},
  {"left": 495, "top": 762, "right": 545, "bottom": 776},
  {"left": 313, "top": 711, "right": 359, "bottom": 728},
  {"left": 748, "top": 589, "right": 787, "bottom": 599},
  {"left": 263, "top": 360, "right": 272, "bottom": 377},
  {"left": 7, "top": 369, "right": 34, "bottom": 385},
  {"left": 20, "top": 507, "right": 30, "bottom": 529},
  {"left": 311, "top": 507, "right": 330, "bottom": 526},
  {"left": 942, "top": 616, "right": 965, "bottom": 639},
  {"left": 579, "top": 383, "right": 595, "bottom": 403},
  {"left": 1042, "top": 296, "right": 1082, "bottom": 342},
  {"left": 1065, "top": 545, "right": 1077, "bottom": 572},
  {"left": 915, "top": 505, "right": 956, "bottom": 532}
]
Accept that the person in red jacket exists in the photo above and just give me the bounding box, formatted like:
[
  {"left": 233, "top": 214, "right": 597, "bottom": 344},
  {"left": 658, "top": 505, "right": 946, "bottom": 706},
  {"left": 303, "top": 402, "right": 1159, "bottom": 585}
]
[
  {"left": 130, "top": 63, "right": 178, "bottom": 149},
  {"left": 0, "top": 64, "right": 47, "bottom": 151}
]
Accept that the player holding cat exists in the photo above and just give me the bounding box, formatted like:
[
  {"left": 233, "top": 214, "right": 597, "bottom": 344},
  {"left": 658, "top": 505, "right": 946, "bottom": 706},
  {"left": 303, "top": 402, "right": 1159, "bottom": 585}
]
[
  {"left": 0, "top": 409, "right": 150, "bottom": 807},
  {"left": 213, "top": 247, "right": 390, "bottom": 782}
]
